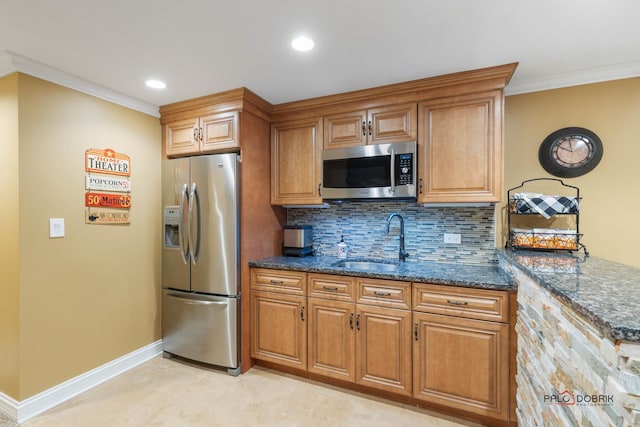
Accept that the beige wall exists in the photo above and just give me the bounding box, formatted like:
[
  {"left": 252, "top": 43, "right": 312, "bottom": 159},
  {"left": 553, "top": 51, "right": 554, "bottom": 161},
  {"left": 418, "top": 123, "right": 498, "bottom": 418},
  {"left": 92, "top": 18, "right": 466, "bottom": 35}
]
[
  {"left": 2, "top": 74, "right": 162, "bottom": 400},
  {"left": 501, "top": 77, "right": 640, "bottom": 268},
  {"left": 0, "top": 74, "right": 20, "bottom": 399}
]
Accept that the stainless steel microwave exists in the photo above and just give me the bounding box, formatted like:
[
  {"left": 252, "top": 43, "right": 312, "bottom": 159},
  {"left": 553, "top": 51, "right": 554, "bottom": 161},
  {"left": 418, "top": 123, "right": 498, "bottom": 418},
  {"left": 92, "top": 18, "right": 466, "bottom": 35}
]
[{"left": 321, "top": 141, "right": 417, "bottom": 200}]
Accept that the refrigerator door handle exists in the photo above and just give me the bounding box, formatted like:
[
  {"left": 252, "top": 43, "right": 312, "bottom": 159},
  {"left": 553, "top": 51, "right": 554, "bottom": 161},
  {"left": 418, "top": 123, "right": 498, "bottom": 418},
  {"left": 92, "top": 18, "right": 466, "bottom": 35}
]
[
  {"left": 179, "top": 183, "right": 189, "bottom": 264},
  {"left": 188, "top": 182, "right": 202, "bottom": 265},
  {"left": 166, "top": 293, "right": 229, "bottom": 307}
]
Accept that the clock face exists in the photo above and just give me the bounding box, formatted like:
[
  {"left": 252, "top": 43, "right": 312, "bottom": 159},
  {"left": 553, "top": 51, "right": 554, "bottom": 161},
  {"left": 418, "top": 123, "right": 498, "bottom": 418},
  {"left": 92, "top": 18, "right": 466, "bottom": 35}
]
[{"left": 539, "top": 127, "right": 603, "bottom": 178}]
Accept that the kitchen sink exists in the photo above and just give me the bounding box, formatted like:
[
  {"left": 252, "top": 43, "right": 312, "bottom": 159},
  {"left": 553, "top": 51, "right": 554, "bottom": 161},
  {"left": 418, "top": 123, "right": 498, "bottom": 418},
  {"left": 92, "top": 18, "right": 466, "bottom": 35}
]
[{"left": 332, "top": 259, "right": 400, "bottom": 272}]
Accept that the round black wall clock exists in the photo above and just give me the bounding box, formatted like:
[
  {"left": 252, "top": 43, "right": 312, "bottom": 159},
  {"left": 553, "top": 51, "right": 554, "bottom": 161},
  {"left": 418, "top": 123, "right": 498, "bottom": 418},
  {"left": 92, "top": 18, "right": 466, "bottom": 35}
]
[{"left": 538, "top": 127, "right": 603, "bottom": 178}]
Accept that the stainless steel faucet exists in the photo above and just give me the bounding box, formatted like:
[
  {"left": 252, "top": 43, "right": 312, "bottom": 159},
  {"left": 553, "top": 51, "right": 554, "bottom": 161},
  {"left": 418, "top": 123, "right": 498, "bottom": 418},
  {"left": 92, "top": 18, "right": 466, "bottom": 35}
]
[{"left": 385, "top": 213, "right": 409, "bottom": 262}]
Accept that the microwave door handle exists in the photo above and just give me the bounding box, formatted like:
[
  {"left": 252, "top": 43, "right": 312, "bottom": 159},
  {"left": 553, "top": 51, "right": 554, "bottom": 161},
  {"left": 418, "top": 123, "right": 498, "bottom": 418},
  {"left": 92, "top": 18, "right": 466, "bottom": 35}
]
[
  {"left": 179, "top": 184, "right": 189, "bottom": 264},
  {"left": 390, "top": 149, "right": 396, "bottom": 194}
]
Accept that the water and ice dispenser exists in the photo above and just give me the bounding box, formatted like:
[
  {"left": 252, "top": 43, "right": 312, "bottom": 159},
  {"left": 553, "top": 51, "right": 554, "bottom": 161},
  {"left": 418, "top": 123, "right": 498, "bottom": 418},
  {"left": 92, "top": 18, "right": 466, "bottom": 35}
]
[{"left": 164, "top": 206, "right": 180, "bottom": 249}]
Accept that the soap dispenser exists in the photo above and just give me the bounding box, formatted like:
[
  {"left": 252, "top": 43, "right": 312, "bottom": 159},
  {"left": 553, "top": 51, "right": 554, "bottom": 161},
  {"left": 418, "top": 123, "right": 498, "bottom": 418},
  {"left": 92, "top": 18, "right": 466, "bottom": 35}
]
[{"left": 337, "top": 235, "right": 348, "bottom": 259}]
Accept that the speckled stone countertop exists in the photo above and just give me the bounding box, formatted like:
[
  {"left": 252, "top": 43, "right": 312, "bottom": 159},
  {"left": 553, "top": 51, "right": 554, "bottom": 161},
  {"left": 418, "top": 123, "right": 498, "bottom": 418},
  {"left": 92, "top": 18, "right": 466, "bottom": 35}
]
[
  {"left": 249, "top": 255, "right": 515, "bottom": 290},
  {"left": 498, "top": 249, "right": 640, "bottom": 343}
]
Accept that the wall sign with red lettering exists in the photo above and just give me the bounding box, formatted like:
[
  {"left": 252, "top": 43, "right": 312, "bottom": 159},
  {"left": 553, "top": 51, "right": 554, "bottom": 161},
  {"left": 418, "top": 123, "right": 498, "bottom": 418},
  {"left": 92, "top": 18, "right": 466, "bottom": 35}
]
[
  {"left": 85, "top": 148, "right": 131, "bottom": 176},
  {"left": 85, "top": 192, "right": 131, "bottom": 209},
  {"left": 85, "top": 148, "right": 132, "bottom": 225}
]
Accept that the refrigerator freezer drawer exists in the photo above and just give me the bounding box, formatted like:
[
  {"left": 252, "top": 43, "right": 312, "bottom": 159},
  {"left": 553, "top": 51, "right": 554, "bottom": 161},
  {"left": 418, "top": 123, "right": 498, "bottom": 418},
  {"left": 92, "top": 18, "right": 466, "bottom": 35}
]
[{"left": 162, "top": 290, "right": 239, "bottom": 370}]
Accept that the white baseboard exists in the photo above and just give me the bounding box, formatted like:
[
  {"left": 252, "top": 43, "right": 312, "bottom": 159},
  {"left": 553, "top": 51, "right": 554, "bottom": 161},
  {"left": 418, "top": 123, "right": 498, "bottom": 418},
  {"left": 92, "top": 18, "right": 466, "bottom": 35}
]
[{"left": 0, "top": 340, "right": 163, "bottom": 423}]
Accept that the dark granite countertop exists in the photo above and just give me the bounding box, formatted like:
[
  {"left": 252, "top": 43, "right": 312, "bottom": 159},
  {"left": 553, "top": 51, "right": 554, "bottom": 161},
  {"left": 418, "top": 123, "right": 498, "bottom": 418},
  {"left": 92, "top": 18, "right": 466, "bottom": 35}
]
[
  {"left": 498, "top": 249, "right": 640, "bottom": 343},
  {"left": 249, "top": 255, "right": 515, "bottom": 290}
]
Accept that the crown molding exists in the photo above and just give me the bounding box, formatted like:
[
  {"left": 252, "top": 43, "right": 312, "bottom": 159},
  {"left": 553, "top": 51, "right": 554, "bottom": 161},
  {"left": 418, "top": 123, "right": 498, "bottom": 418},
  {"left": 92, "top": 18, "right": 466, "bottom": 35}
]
[
  {"left": 0, "top": 50, "right": 159, "bottom": 117},
  {"left": 505, "top": 60, "right": 640, "bottom": 95}
]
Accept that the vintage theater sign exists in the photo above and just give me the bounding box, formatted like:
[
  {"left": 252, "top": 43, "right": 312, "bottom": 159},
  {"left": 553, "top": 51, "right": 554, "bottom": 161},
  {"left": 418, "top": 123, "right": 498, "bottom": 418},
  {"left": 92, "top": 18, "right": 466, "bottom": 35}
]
[
  {"left": 85, "top": 148, "right": 132, "bottom": 225},
  {"left": 85, "top": 148, "right": 130, "bottom": 176}
]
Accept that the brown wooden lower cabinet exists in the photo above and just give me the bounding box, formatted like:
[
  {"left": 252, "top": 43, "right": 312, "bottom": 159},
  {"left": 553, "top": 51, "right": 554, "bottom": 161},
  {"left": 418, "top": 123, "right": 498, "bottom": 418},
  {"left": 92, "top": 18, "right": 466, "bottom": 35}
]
[
  {"left": 250, "top": 268, "right": 515, "bottom": 426},
  {"left": 251, "top": 290, "right": 306, "bottom": 370},
  {"left": 413, "top": 311, "right": 510, "bottom": 421},
  {"left": 307, "top": 298, "right": 355, "bottom": 381},
  {"left": 356, "top": 304, "right": 412, "bottom": 396},
  {"left": 307, "top": 297, "right": 413, "bottom": 396}
]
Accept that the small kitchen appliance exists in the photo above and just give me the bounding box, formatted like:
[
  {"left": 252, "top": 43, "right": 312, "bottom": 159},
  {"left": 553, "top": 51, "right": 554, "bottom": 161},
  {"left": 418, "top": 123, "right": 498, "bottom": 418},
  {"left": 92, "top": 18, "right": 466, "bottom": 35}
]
[
  {"left": 321, "top": 141, "right": 417, "bottom": 200},
  {"left": 283, "top": 225, "right": 313, "bottom": 257}
]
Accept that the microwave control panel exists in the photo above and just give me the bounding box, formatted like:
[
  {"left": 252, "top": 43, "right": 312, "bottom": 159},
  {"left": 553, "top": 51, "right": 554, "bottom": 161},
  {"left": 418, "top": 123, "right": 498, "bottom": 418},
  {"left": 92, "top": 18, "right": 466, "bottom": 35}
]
[{"left": 396, "top": 153, "right": 413, "bottom": 185}]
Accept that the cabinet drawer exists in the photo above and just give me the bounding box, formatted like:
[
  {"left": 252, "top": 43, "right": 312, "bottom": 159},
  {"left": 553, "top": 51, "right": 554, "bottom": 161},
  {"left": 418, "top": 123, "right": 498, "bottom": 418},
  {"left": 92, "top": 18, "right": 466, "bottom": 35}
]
[
  {"left": 357, "top": 278, "right": 411, "bottom": 310},
  {"left": 413, "top": 283, "right": 508, "bottom": 322},
  {"left": 308, "top": 274, "right": 355, "bottom": 302},
  {"left": 251, "top": 268, "right": 306, "bottom": 295}
]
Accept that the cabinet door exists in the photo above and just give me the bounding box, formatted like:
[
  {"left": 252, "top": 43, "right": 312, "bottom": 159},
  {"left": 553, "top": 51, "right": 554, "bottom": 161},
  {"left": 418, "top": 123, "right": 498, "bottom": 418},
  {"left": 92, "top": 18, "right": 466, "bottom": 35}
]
[
  {"left": 324, "top": 110, "right": 367, "bottom": 149},
  {"left": 367, "top": 103, "right": 417, "bottom": 145},
  {"left": 417, "top": 91, "right": 503, "bottom": 203},
  {"left": 413, "top": 312, "right": 509, "bottom": 421},
  {"left": 200, "top": 111, "right": 239, "bottom": 153},
  {"left": 165, "top": 117, "right": 200, "bottom": 157},
  {"left": 307, "top": 298, "right": 356, "bottom": 382},
  {"left": 251, "top": 291, "right": 306, "bottom": 370},
  {"left": 271, "top": 117, "right": 323, "bottom": 205},
  {"left": 356, "top": 305, "right": 412, "bottom": 396},
  {"left": 324, "top": 104, "right": 417, "bottom": 149}
]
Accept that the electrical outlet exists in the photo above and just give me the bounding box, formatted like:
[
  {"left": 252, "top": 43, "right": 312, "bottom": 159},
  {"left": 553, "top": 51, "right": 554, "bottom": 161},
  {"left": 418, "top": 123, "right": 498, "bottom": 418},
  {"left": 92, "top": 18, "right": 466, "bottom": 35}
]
[{"left": 443, "top": 233, "right": 461, "bottom": 244}]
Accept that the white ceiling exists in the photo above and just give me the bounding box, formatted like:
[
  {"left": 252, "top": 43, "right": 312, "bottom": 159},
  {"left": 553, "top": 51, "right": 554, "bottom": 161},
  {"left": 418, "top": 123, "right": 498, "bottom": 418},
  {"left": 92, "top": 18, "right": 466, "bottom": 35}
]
[{"left": 1, "top": 0, "right": 640, "bottom": 115}]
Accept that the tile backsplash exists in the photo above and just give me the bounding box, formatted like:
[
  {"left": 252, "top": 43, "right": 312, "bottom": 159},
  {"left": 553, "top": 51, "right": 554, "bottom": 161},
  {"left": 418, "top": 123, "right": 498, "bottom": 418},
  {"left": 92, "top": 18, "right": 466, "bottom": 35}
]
[{"left": 287, "top": 201, "right": 497, "bottom": 266}]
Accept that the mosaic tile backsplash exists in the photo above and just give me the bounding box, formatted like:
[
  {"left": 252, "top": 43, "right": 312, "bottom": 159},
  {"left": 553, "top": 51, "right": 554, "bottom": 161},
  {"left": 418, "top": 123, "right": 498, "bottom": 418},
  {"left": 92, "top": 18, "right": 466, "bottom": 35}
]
[{"left": 287, "top": 201, "right": 497, "bottom": 266}]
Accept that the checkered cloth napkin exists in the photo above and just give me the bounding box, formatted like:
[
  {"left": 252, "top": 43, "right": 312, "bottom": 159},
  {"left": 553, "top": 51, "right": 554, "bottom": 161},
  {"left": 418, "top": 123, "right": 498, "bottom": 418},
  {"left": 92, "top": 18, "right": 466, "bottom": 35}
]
[{"left": 513, "top": 193, "right": 579, "bottom": 219}]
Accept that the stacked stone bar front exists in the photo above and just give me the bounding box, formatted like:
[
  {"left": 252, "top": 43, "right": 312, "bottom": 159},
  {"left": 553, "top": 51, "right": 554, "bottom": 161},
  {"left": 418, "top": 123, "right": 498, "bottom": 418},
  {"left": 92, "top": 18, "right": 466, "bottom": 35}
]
[{"left": 503, "top": 264, "right": 640, "bottom": 426}]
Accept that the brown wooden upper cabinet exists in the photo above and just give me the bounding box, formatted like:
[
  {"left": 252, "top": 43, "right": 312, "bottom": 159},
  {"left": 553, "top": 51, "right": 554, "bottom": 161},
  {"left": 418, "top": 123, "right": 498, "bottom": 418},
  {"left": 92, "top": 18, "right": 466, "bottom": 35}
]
[
  {"left": 271, "top": 117, "right": 324, "bottom": 205},
  {"left": 417, "top": 90, "right": 503, "bottom": 204},
  {"left": 165, "top": 111, "right": 239, "bottom": 157},
  {"left": 324, "top": 103, "right": 417, "bottom": 149}
]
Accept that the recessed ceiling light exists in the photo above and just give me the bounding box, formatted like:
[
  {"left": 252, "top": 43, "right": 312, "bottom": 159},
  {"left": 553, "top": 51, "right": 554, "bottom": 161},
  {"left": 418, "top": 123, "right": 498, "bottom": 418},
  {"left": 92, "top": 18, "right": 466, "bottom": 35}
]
[
  {"left": 291, "top": 36, "right": 314, "bottom": 52},
  {"left": 145, "top": 79, "right": 166, "bottom": 89}
]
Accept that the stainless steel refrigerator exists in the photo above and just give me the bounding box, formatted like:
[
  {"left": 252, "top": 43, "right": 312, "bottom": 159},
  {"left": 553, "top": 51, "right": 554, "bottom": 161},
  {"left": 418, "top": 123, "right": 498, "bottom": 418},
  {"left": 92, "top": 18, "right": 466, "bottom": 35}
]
[{"left": 161, "top": 153, "right": 241, "bottom": 375}]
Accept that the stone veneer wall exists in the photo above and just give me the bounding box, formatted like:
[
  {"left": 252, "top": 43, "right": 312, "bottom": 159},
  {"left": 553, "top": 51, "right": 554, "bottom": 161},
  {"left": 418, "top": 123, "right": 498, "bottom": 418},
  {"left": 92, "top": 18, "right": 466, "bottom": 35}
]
[
  {"left": 502, "top": 263, "right": 640, "bottom": 426},
  {"left": 287, "top": 202, "right": 496, "bottom": 265}
]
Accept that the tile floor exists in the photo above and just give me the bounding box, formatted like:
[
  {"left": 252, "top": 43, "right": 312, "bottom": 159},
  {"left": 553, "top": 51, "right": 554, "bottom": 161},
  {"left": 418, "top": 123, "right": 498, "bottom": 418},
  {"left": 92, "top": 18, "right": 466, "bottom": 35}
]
[{"left": 2, "top": 357, "right": 484, "bottom": 426}]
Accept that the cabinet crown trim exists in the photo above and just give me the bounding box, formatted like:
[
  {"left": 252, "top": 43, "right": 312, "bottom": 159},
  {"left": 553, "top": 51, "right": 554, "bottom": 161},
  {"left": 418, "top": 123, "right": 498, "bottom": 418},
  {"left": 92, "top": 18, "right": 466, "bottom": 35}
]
[
  {"left": 272, "top": 63, "right": 518, "bottom": 118},
  {"left": 160, "top": 87, "right": 273, "bottom": 124}
]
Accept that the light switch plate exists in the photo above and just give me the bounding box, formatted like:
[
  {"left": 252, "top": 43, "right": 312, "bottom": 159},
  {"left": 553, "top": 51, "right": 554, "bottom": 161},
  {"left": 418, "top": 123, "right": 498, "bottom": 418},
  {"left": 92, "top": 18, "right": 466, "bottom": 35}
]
[{"left": 49, "top": 218, "right": 65, "bottom": 238}]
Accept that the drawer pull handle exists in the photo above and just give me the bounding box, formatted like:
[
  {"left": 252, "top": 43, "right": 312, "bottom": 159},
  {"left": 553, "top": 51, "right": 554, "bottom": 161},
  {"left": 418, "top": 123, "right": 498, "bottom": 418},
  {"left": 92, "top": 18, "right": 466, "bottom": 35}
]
[
  {"left": 373, "top": 291, "right": 391, "bottom": 297},
  {"left": 349, "top": 313, "right": 354, "bottom": 330},
  {"left": 323, "top": 286, "right": 339, "bottom": 291},
  {"left": 270, "top": 279, "right": 284, "bottom": 284},
  {"left": 356, "top": 314, "right": 361, "bottom": 331},
  {"left": 447, "top": 299, "right": 469, "bottom": 306}
]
